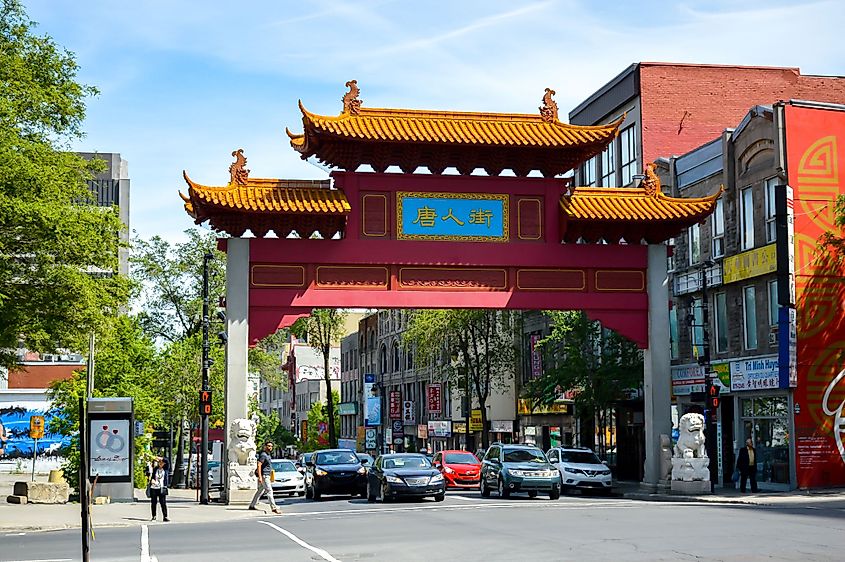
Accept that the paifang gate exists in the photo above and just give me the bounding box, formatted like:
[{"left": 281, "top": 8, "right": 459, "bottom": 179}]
[{"left": 179, "top": 83, "right": 719, "bottom": 499}]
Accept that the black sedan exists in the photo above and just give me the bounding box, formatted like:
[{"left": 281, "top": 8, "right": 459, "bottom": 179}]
[
  {"left": 305, "top": 449, "right": 367, "bottom": 500},
  {"left": 367, "top": 453, "right": 446, "bottom": 503}
]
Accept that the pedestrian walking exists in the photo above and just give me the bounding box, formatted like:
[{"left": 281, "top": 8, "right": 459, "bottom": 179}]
[
  {"left": 249, "top": 441, "right": 281, "bottom": 514},
  {"left": 149, "top": 456, "right": 170, "bottom": 521},
  {"left": 736, "top": 438, "right": 759, "bottom": 493}
]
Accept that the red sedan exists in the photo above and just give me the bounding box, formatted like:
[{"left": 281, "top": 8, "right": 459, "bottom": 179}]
[{"left": 432, "top": 450, "right": 482, "bottom": 489}]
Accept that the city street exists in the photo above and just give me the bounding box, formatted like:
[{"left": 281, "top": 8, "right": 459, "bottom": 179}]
[{"left": 3, "top": 492, "right": 845, "bottom": 561}]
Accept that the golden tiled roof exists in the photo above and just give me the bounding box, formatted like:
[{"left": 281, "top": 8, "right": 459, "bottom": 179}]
[
  {"left": 180, "top": 171, "right": 350, "bottom": 217},
  {"left": 287, "top": 102, "right": 622, "bottom": 150},
  {"left": 562, "top": 187, "right": 720, "bottom": 222}
]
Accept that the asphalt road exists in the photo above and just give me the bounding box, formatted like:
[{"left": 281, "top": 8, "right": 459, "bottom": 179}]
[{"left": 3, "top": 492, "right": 845, "bottom": 561}]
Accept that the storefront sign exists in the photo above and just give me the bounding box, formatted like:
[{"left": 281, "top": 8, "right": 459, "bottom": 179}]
[
  {"left": 427, "top": 420, "right": 452, "bottom": 438},
  {"left": 469, "top": 410, "right": 483, "bottom": 432},
  {"left": 516, "top": 398, "right": 573, "bottom": 415},
  {"left": 397, "top": 192, "right": 508, "bottom": 242},
  {"left": 730, "top": 356, "right": 779, "bottom": 391},
  {"left": 490, "top": 420, "right": 513, "bottom": 433},
  {"left": 364, "top": 373, "right": 381, "bottom": 426},
  {"left": 417, "top": 424, "right": 428, "bottom": 439},
  {"left": 402, "top": 400, "right": 416, "bottom": 424},
  {"left": 391, "top": 419, "right": 404, "bottom": 437},
  {"left": 452, "top": 421, "right": 466, "bottom": 434},
  {"left": 530, "top": 334, "right": 543, "bottom": 377},
  {"left": 427, "top": 383, "right": 442, "bottom": 413},
  {"left": 671, "top": 365, "right": 706, "bottom": 396},
  {"left": 722, "top": 243, "right": 777, "bottom": 284},
  {"left": 365, "top": 428, "right": 377, "bottom": 449},
  {"left": 389, "top": 391, "right": 402, "bottom": 419},
  {"left": 337, "top": 402, "right": 358, "bottom": 415},
  {"left": 89, "top": 419, "right": 131, "bottom": 477},
  {"left": 523, "top": 426, "right": 537, "bottom": 436}
]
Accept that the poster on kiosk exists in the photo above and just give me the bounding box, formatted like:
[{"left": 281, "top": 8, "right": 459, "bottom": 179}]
[{"left": 87, "top": 397, "right": 135, "bottom": 501}]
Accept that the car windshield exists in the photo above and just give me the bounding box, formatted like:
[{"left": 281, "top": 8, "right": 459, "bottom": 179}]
[
  {"left": 503, "top": 448, "right": 547, "bottom": 463},
  {"left": 272, "top": 461, "right": 297, "bottom": 473},
  {"left": 560, "top": 451, "right": 602, "bottom": 464},
  {"left": 316, "top": 451, "right": 360, "bottom": 465},
  {"left": 383, "top": 456, "right": 431, "bottom": 469},
  {"left": 444, "top": 453, "right": 478, "bottom": 464}
]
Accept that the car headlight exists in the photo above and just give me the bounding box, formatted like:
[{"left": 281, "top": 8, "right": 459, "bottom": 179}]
[
  {"left": 385, "top": 475, "right": 402, "bottom": 483},
  {"left": 357, "top": 467, "right": 367, "bottom": 474},
  {"left": 564, "top": 467, "right": 579, "bottom": 474},
  {"left": 315, "top": 468, "right": 328, "bottom": 476},
  {"left": 444, "top": 467, "right": 455, "bottom": 474},
  {"left": 430, "top": 473, "right": 444, "bottom": 483}
]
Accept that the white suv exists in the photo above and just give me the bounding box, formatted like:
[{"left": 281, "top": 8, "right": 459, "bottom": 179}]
[{"left": 547, "top": 447, "right": 612, "bottom": 493}]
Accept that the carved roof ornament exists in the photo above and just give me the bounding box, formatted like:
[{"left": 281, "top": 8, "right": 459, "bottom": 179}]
[
  {"left": 641, "top": 162, "right": 661, "bottom": 196},
  {"left": 229, "top": 149, "right": 250, "bottom": 186},
  {"left": 539, "top": 87, "right": 559, "bottom": 123},
  {"left": 342, "top": 80, "right": 362, "bottom": 115}
]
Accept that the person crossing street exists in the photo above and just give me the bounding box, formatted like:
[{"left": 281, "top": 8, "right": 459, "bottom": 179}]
[{"left": 249, "top": 441, "right": 281, "bottom": 514}]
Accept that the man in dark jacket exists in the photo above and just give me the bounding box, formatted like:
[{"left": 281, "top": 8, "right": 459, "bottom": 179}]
[{"left": 736, "top": 438, "right": 759, "bottom": 493}]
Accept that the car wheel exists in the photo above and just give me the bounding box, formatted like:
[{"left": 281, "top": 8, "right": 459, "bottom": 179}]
[
  {"left": 381, "top": 483, "right": 392, "bottom": 503},
  {"left": 549, "top": 487, "right": 561, "bottom": 500},
  {"left": 434, "top": 492, "right": 445, "bottom": 502},
  {"left": 480, "top": 477, "right": 490, "bottom": 498},
  {"left": 528, "top": 491, "right": 538, "bottom": 498},
  {"left": 498, "top": 478, "right": 510, "bottom": 499},
  {"left": 367, "top": 482, "right": 377, "bottom": 503}
]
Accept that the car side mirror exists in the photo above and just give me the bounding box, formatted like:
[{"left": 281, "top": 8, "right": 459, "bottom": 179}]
[{"left": 361, "top": 458, "right": 369, "bottom": 465}]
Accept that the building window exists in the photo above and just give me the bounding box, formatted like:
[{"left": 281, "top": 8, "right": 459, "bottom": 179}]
[
  {"left": 765, "top": 177, "right": 777, "bottom": 243},
  {"left": 768, "top": 279, "right": 778, "bottom": 327},
  {"left": 743, "top": 286, "right": 758, "bottom": 349},
  {"left": 691, "top": 297, "right": 704, "bottom": 359},
  {"left": 583, "top": 156, "right": 597, "bottom": 187},
  {"left": 712, "top": 198, "right": 725, "bottom": 258},
  {"left": 667, "top": 238, "right": 676, "bottom": 272},
  {"left": 714, "top": 292, "right": 728, "bottom": 353},
  {"left": 669, "top": 305, "right": 679, "bottom": 360},
  {"left": 601, "top": 139, "right": 615, "bottom": 187},
  {"left": 380, "top": 344, "right": 388, "bottom": 374},
  {"left": 688, "top": 223, "right": 701, "bottom": 265},
  {"left": 740, "top": 186, "right": 754, "bottom": 251},
  {"left": 392, "top": 341, "right": 400, "bottom": 372},
  {"left": 620, "top": 126, "right": 637, "bottom": 185}
]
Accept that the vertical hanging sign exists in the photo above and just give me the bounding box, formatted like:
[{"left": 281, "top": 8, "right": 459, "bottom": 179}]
[{"left": 427, "top": 383, "right": 442, "bottom": 414}]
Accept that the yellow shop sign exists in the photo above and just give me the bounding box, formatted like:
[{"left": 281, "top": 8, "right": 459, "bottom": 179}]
[{"left": 722, "top": 244, "right": 777, "bottom": 284}]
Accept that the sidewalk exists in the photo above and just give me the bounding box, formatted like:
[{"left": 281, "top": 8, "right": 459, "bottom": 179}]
[
  {"left": 616, "top": 480, "right": 845, "bottom": 507},
  {"left": 0, "top": 472, "right": 273, "bottom": 532}
]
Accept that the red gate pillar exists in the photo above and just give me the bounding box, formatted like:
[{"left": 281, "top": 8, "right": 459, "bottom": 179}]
[{"left": 643, "top": 243, "right": 672, "bottom": 487}]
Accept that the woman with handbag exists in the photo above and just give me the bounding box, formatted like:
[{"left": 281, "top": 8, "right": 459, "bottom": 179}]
[{"left": 149, "top": 456, "right": 170, "bottom": 521}]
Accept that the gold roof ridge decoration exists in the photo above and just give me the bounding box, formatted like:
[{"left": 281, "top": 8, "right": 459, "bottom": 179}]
[
  {"left": 286, "top": 81, "right": 623, "bottom": 176},
  {"left": 560, "top": 162, "right": 723, "bottom": 243}
]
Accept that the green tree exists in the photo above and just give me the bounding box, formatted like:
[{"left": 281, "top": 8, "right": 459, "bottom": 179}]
[
  {"left": 404, "top": 310, "right": 516, "bottom": 448},
  {"left": 0, "top": 0, "right": 130, "bottom": 369},
  {"left": 249, "top": 396, "right": 296, "bottom": 454},
  {"left": 525, "top": 311, "right": 643, "bottom": 452},
  {"left": 298, "top": 391, "right": 341, "bottom": 452},
  {"left": 291, "top": 310, "right": 347, "bottom": 448},
  {"left": 819, "top": 194, "right": 845, "bottom": 268}
]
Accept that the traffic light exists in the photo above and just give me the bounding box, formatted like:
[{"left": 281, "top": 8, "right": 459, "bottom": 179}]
[
  {"left": 199, "top": 389, "right": 213, "bottom": 417},
  {"left": 706, "top": 377, "right": 720, "bottom": 423},
  {"left": 152, "top": 430, "right": 170, "bottom": 449}
]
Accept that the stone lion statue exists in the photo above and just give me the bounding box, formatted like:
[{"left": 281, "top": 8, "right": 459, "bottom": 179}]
[
  {"left": 674, "top": 413, "right": 706, "bottom": 458},
  {"left": 227, "top": 418, "right": 257, "bottom": 468}
]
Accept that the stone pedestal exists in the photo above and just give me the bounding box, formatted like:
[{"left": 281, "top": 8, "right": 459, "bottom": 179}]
[
  {"left": 671, "top": 480, "right": 712, "bottom": 494},
  {"left": 13, "top": 481, "right": 70, "bottom": 504},
  {"left": 227, "top": 466, "right": 257, "bottom": 504}
]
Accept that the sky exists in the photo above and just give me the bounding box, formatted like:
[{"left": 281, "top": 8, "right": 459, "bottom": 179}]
[{"left": 25, "top": 0, "right": 845, "bottom": 244}]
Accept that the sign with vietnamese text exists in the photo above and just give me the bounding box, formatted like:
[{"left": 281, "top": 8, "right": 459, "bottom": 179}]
[
  {"left": 730, "top": 356, "right": 779, "bottom": 391},
  {"left": 397, "top": 192, "right": 508, "bottom": 242}
]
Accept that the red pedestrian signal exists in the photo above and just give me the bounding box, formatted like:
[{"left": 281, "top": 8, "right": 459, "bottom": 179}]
[
  {"left": 706, "top": 378, "right": 720, "bottom": 423},
  {"left": 199, "top": 390, "right": 213, "bottom": 416}
]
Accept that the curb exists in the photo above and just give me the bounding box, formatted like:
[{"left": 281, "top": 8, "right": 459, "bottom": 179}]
[{"left": 623, "top": 492, "right": 774, "bottom": 505}]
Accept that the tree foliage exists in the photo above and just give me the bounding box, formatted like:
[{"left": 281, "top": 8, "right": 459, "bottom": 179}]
[
  {"left": 0, "top": 0, "right": 130, "bottom": 369},
  {"left": 819, "top": 194, "right": 845, "bottom": 271},
  {"left": 291, "top": 310, "right": 347, "bottom": 448},
  {"left": 524, "top": 311, "right": 643, "bottom": 449},
  {"left": 249, "top": 396, "right": 296, "bottom": 453},
  {"left": 404, "top": 309, "right": 516, "bottom": 448},
  {"left": 298, "top": 391, "right": 341, "bottom": 452}
]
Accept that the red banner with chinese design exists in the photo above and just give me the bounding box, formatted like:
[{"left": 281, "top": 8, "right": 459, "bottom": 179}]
[
  {"left": 427, "top": 383, "right": 442, "bottom": 414},
  {"left": 389, "top": 391, "right": 402, "bottom": 419},
  {"left": 785, "top": 104, "right": 845, "bottom": 488}
]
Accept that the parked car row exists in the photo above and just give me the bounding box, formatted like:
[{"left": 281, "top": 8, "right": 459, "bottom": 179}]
[{"left": 287, "top": 443, "right": 611, "bottom": 502}]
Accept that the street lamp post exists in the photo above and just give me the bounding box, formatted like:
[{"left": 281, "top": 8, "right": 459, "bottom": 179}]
[{"left": 200, "top": 252, "right": 213, "bottom": 505}]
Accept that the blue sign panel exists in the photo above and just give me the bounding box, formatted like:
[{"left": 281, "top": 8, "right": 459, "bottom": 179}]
[{"left": 397, "top": 192, "right": 509, "bottom": 242}]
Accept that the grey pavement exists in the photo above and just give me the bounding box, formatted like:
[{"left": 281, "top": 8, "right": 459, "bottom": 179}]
[{"left": 2, "top": 491, "right": 845, "bottom": 561}]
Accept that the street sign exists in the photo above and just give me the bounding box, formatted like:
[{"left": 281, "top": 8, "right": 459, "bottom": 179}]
[
  {"left": 199, "top": 390, "right": 213, "bottom": 416},
  {"left": 29, "top": 416, "right": 45, "bottom": 439},
  {"left": 365, "top": 428, "right": 377, "bottom": 449}
]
